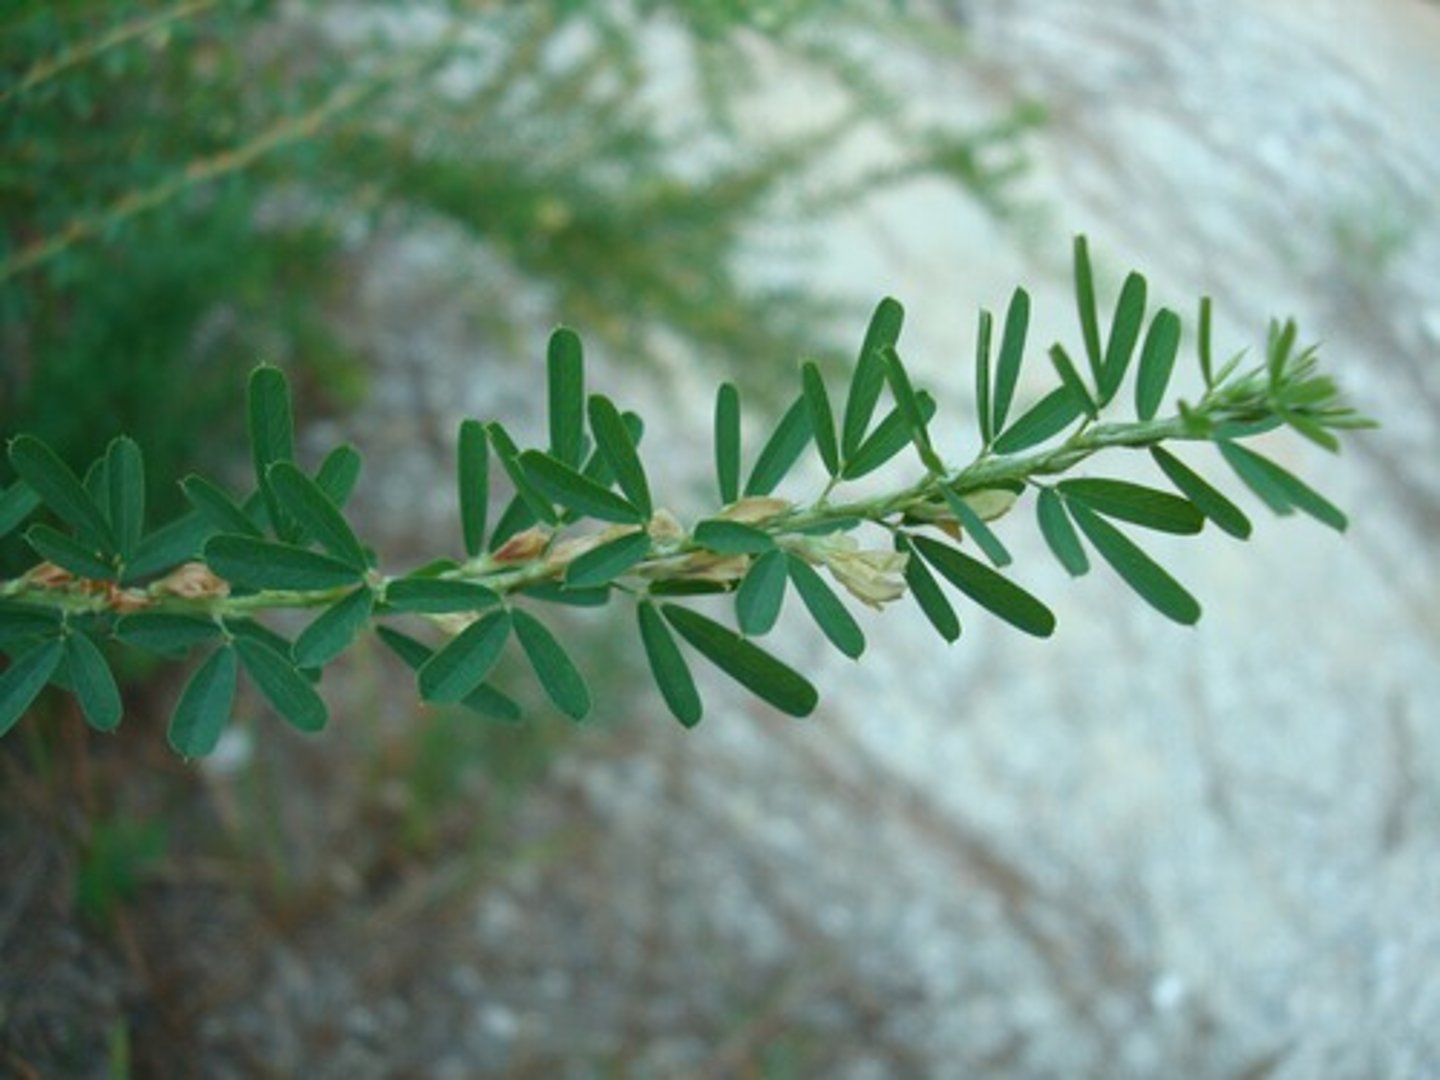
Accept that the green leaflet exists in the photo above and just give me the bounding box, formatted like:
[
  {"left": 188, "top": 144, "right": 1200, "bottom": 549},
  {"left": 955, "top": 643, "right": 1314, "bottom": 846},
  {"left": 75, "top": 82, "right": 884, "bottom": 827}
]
[
  {"left": 735, "top": 549, "right": 788, "bottom": 636},
  {"left": 247, "top": 365, "right": 298, "bottom": 543},
  {"left": 841, "top": 392, "right": 938, "bottom": 481},
  {"left": 991, "top": 286, "right": 1030, "bottom": 434},
  {"left": 458, "top": 419, "right": 489, "bottom": 558},
  {"left": 267, "top": 461, "right": 369, "bottom": 569},
  {"left": 183, "top": 474, "right": 262, "bottom": 537},
  {"left": 802, "top": 361, "right": 840, "bottom": 477},
  {"left": 1150, "top": 447, "right": 1252, "bottom": 539},
  {"left": 235, "top": 636, "right": 327, "bottom": 733},
  {"left": 1197, "top": 295, "right": 1215, "bottom": 386},
  {"left": 842, "top": 296, "right": 905, "bottom": 458},
  {"left": 24, "top": 524, "right": 116, "bottom": 581},
  {"left": 898, "top": 535, "right": 960, "bottom": 643},
  {"left": 883, "top": 346, "right": 943, "bottom": 473},
  {"left": 374, "top": 626, "right": 521, "bottom": 722},
  {"left": 0, "top": 638, "right": 64, "bottom": 738},
  {"left": 1035, "top": 488, "right": 1089, "bottom": 577},
  {"left": 520, "top": 450, "right": 641, "bottom": 525},
  {"left": 115, "top": 613, "right": 223, "bottom": 657},
  {"left": 204, "top": 535, "right": 364, "bottom": 592},
  {"left": 1100, "top": 271, "right": 1147, "bottom": 403},
  {"left": 65, "top": 631, "right": 123, "bottom": 733},
  {"left": 167, "top": 646, "right": 237, "bottom": 758},
  {"left": 124, "top": 512, "right": 212, "bottom": 583},
  {"left": 0, "top": 601, "right": 62, "bottom": 646},
  {"left": 105, "top": 436, "right": 145, "bottom": 562},
  {"left": 294, "top": 587, "right": 374, "bottom": 668},
  {"left": 714, "top": 382, "right": 741, "bottom": 505},
  {"left": 693, "top": 520, "right": 775, "bottom": 555},
  {"left": 745, "top": 394, "right": 813, "bottom": 497},
  {"left": 1219, "top": 442, "right": 1347, "bottom": 531},
  {"left": 587, "top": 395, "right": 652, "bottom": 519},
  {"left": 974, "top": 308, "right": 995, "bottom": 445},
  {"left": 1073, "top": 235, "right": 1104, "bottom": 383},
  {"left": 315, "top": 444, "right": 363, "bottom": 508},
  {"left": 1056, "top": 478, "right": 1204, "bottom": 535},
  {"left": 486, "top": 422, "right": 558, "bottom": 526},
  {"left": 548, "top": 327, "right": 586, "bottom": 468},
  {"left": 511, "top": 609, "right": 591, "bottom": 721},
  {"left": 1067, "top": 502, "right": 1201, "bottom": 625},
  {"left": 521, "top": 583, "right": 612, "bottom": 607},
  {"left": 1135, "top": 308, "right": 1182, "bottom": 421},
  {"left": 224, "top": 619, "right": 311, "bottom": 678},
  {"left": 0, "top": 481, "right": 41, "bottom": 540},
  {"left": 8, "top": 435, "right": 116, "bottom": 555},
  {"left": 488, "top": 496, "right": 536, "bottom": 552},
  {"left": 786, "top": 554, "right": 864, "bottom": 659},
  {"left": 565, "top": 530, "right": 651, "bottom": 589},
  {"left": 992, "top": 385, "right": 1086, "bottom": 454},
  {"left": 637, "top": 602, "right": 702, "bottom": 728},
  {"left": 661, "top": 604, "right": 817, "bottom": 718},
  {"left": 385, "top": 578, "right": 500, "bottom": 614},
  {"left": 1048, "top": 344, "right": 1097, "bottom": 420},
  {"left": 417, "top": 609, "right": 512, "bottom": 704},
  {"left": 910, "top": 533, "right": 1054, "bottom": 638},
  {"left": 940, "top": 488, "right": 1012, "bottom": 568}
]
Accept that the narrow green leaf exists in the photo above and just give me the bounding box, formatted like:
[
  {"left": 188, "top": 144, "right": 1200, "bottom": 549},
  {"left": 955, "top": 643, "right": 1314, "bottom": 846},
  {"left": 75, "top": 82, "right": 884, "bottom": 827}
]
[
  {"left": 842, "top": 296, "right": 905, "bottom": 457},
  {"left": 975, "top": 309, "right": 994, "bottom": 445},
  {"left": 512, "top": 609, "right": 591, "bottom": 721},
  {"left": 1198, "top": 296, "right": 1215, "bottom": 386},
  {"left": 0, "top": 638, "right": 64, "bottom": 737},
  {"left": 166, "top": 646, "right": 237, "bottom": 758},
  {"left": 637, "top": 602, "right": 702, "bottom": 727},
  {"left": 8, "top": 435, "right": 115, "bottom": 554},
  {"left": 104, "top": 437, "right": 144, "bottom": 561},
  {"left": 802, "top": 362, "right": 840, "bottom": 476},
  {"left": 294, "top": 587, "right": 374, "bottom": 668},
  {"left": 375, "top": 625, "right": 434, "bottom": 671},
  {"left": 224, "top": 619, "right": 311, "bottom": 675},
  {"left": 1150, "top": 448, "right": 1252, "bottom": 539},
  {"left": 375, "top": 626, "right": 521, "bottom": 722},
  {"left": 1100, "top": 271, "right": 1147, "bottom": 402},
  {"left": 520, "top": 450, "right": 641, "bottom": 524},
  {"left": 1218, "top": 443, "right": 1347, "bottom": 531},
  {"left": 522, "top": 583, "right": 611, "bottom": 607},
  {"left": 486, "top": 423, "right": 558, "bottom": 525},
  {"left": 123, "top": 512, "right": 212, "bottom": 583},
  {"left": 1278, "top": 407, "right": 1342, "bottom": 454},
  {"left": 1073, "top": 235, "right": 1104, "bottom": 383},
  {"left": 385, "top": 578, "right": 500, "bottom": 614},
  {"left": 115, "top": 613, "right": 223, "bottom": 657},
  {"left": 1057, "top": 478, "right": 1205, "bottom": 535},
  {"left": 0, "top": 481, "right": 41, "bottom": 540},
  {"left": 715, "top": 383, "right": 741, "bottom": 505},
  {"left": 315, "top": 444, "right": 363, "bottom": 508},
  {"left": 911, "top": 534, "right": 1054, "bottom": 638},
  {"left": 693, "top": 520, "right": 774, "bottom": 555},
  {"left": 235, "top": 636, "right": 327, "bottom": 733},
  {"left": 587, "top": 395, "right": 652, "bottom": 519},
  {"left": 786, "top": 554, "right": 864, "bottom": 659},
  {"left": 735, "top": 549, "right": 788, "bottom": 636},
  {"left": 1048, "top": 344, "right": 1097, "bottom": 420},
  {"left": 897, "top": 535, "right": 960, "bottom": 643},
  {"left": 267, "top": 462, "right": 369, "bottom": 569},
  {"left": 548, "top": 327, "right": 586, "bottom": 467},
  {"left": 417, "top": 609, "right": 512, "bottom": 703},
  {"left": 1267, "top": 318, "right": 1298, "bottom": 388},
  {"left": 841, "top": 392, "right": 939, "bottom": 481},
  {"left": 883, "top": 347, "right": 943, "bottom": 472},
  {"left": 992, "top": 287, "right": 1030, "bottom": 433},
  {"left": 992, "top": 386, "right": 1086, "bottom": 454},
  {"left": 458, "top": 419, "right": 489, "bottom": 558},
  {"left": 488, "top": 496, "right": 536, "bottom": 552},
  {"left": 183, "top": 475, "right": 262, "bottom": 537},
  {"left": 1067, "top": 502, "right": 1201, "bottom": 624},
  {"left": 1135, "top": 308, "right": 1182, "bottom": 420},
  {"left": 1036, "top": 488, "right": 1089, "bottom": 576},
  {"left": 24, "top": 524, "right": 116, "bottom": 580},
  {"left": 204, "top": 534, "right": 364, "bottom": 591},
  {"left": 940, "top": 488, "right": 1012, "bottom": 568},
  {"left": 65, "top": 632, "right": 122, "bottom": 733},
  {"left": 565, "top": 530, "right": 651, "bottom": 589},
  {"left": 0, "top": 601, "right": 62, "bottom": 646},
  {"left": 661, "top": 604, "right": 817, "bottom": 718},
  {"left": 247, "top": 365, "right": 297, "bottom": 542},
  {"left": 745, "top": 394, "right": 813, "bottom": 497}
]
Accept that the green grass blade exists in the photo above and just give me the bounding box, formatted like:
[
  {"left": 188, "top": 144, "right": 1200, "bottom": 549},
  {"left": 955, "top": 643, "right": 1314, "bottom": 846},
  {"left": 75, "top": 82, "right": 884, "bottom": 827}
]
[{"left": 662, "top": 604, "right": 817, "bottom": 718}]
